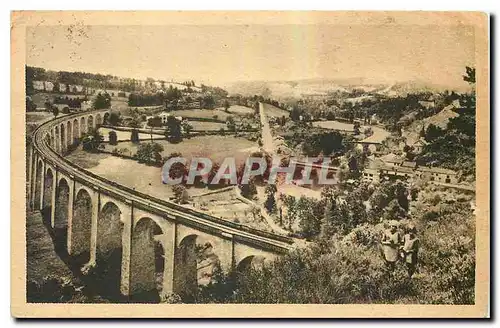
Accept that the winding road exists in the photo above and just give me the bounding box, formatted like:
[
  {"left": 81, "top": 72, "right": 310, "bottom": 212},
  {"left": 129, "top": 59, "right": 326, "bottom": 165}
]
[{"left": 259, "top": 102, "right": 276, "bottom": 153}]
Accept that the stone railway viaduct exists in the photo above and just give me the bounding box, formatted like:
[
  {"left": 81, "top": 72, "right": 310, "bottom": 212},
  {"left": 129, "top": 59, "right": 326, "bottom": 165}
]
[{"left": 28, "top": 109, "right": 294, "bottom": 300}]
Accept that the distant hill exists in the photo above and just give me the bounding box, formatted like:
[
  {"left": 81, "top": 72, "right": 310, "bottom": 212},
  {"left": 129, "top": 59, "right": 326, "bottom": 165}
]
[
  {"left": 380, "top": 80, "right": 471, "bottom": 97},
  {"left": 402, "top": 104, "right": 460, "bottom": 145},
  {"left": 225, "top": 78, "right": 471, "bottom": 99}
]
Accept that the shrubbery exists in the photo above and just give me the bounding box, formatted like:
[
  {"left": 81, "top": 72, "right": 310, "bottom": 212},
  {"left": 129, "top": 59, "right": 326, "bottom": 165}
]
[
  {"left": 190, "top": 179, "right": 476, "bottom": 305},
  {"left": 198, "top": 200, "right": 475, "bottom": 304}
]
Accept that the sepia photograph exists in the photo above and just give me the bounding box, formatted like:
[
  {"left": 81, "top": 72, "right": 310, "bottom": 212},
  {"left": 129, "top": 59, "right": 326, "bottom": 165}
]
[{"left": 11, "top": 11, "right": 489, "bottom": 318}]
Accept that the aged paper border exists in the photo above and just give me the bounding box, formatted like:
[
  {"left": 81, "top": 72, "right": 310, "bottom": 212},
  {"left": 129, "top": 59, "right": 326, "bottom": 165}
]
[{"left": 11, "top": 11, "right": 490, "bottom": 318}]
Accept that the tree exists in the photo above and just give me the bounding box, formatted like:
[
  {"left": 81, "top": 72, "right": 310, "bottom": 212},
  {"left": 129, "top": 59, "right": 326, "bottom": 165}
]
[
  {"left": 135, "top": 142, "right": 164, "bottom": 166},
  {"left": 108, "top": 112, "right": 121, "bottom": 126},
  {"left": 264, "top": 184, "right": 277, "bottom": 214},
  {"left": 295, "top": 196, "right": 323, "bottom": 238},
  {"left": 369, "top": 180, "right": 408, "bottom": 220},
  {"left": 289, "top": 106, "right": 304, "bottom": 121},
  {"left": 164, "top": 152, "right": 186, "bottom": 183},
  {"left": 82, "top": 129, "right": 103, "bottom": 152},
  {"left": 52, "top": 105, "right": 59, "bottom": 118},
  {"left": 226, "top": 116, "right": 236, "bottom": 132},
  {"left": 419, "top": 67, "right": 476, "bottom": 176},
  {"left": 165, "top": 116, "right": 182, "bottom": 143},
  {"left": 353, "top": 122, "right": 361, "bottom": 135},
  {"left": 302, "top": 131, "right": 344, "bottom": 157},
  {"left": 424, "top": 124, "right": 444, "bottom": 142},
  {"left": 239, "top": 177, "right": 257, "bottom": 200},
  {"left": 384, "top": 199, "right": 407, "bottom": 220},
  {"left": 201, "top": 95, "right": 215, "bottom": 109},
  {"left": 148, "top": 116, "right": 163, "bottom": 128},
  {"left": 320, "top": 199, "right": 336, "bottom": 239},
  {"left": 108, "top": 131, "right": 118, "bottom": 145},
  {"left": 150, "top": 142, "right": 164, "bottom": 166},
  {"left": 223, "top": 100, "right": 230, "bottom": 112},
  {"left": 463, "top": 66, "right": 475, "bottom": 84},
  {"left": 26, "top": 97, "right": 37, "bottom": 112},
  {"left": 92, "top": 92, "right": 111, "bottom": 109},
  {"left": 130, "top": 129, "right": 140, "bottom": 143},
  {"left": 172, "top": 185, "right": 188, "bottom": 204}
]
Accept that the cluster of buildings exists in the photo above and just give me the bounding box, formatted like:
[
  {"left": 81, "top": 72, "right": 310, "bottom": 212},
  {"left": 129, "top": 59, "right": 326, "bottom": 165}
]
[
  {"left": 32, "top": 81, "right": 85, "bottom": 94},
  {"left": 362, "top": 152, "right": 458, "bottom": 185},
  {"left": 145, "top": 112, "right": 184, "bottom": 125}
]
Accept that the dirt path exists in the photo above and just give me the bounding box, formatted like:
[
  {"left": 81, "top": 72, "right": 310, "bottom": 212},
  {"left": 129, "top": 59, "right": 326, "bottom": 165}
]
[
  {"left": 258, "top": 102, "right": 276, "bottom": 154},
  {"left": 233, "top": 187, "right": 289, "bottom": 235}
]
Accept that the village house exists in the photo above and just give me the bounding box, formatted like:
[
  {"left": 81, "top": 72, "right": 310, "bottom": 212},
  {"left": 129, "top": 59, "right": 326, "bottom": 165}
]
[
  {"left": 363, "top": 155, "right": 458, "bottom": 185},
  {"left": 81, "top": 100, "right": 92, "bottom": 111},
  {"left": 147, "top": 112, "right": 183, "bottom": 125},
  {"left": 362, "top": 158, "right": 384, "bottom": 183},
  {"left": 409, "top": 138, "right": 429, "bottom": 154},
  {"left": 415, "top": 166, "right": 458, "bottom": 184},
  {"left": 379, "top": 153, "right": 403, "bottom": 167},
  {"left": 32, "top": 80, "right": 45, "bottom": 91},
  {"left": 58, "top": 83, "right": 67, "bottom": 93},
  {"left": 44, "top": 81, "right": 54, "bottom": 92},
  {"left": 67, "top": 84, "right": 84, "bottom": 93}
]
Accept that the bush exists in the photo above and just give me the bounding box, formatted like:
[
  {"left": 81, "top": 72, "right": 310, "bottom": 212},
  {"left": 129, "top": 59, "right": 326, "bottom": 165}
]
[
  {"left": 135, "top": 142, "right": 164, "bottom": 166},
  {"left": 172, "top": 185, "right": 188, "bottom": 204},
  {"left": 192, "top": 183, "right": 475, "bottom": 305},
  {"left": 421, "top": 210, "right": 439, "bottom": 222},
  {"left": 239, "top": 178, "right": 257, "bottom": 200}
]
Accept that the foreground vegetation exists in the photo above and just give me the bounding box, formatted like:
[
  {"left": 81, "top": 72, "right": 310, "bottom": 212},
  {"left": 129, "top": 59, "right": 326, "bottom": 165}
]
[{"left": 194, "top": 181, "right": 475, "bottom": 304}]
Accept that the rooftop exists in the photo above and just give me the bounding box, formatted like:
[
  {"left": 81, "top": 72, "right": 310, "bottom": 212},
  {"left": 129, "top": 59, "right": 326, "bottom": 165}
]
[
  {"left": 380, "top": 153, "right": 403, "bottom": 163},
  {"left": 401, "top": 161, "right": 417, "bottom": 169},
  {"left": 417, "top": 166, "right": 457, "bottom": 175}
]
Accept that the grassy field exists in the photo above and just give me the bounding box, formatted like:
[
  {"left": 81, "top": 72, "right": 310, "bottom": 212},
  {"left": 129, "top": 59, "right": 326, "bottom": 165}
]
[
  {"left": 98, "top": 127, "right": 159, "bottom": 142},
  {"left": 26, "top": 111, "right": 55, "bottom": 123},
  {"left": 110, "top": 99, "right": 131, "bottom": 116},
  {"left": 103, "top": 135, "right": 258, "bottom": 164},
  {"left": 66, "top": 146, "right": 255, "bottom": 203},
  {"left": 167, "top": 108, "right": 233, "bottom": 121},
  {"left": 30, "top": 92, "right": 86, "bottom": 109},
  {"left": 217, "top": 105, "right": 254, "bottom": 115},
  {"left": 66, "top": 135, "right": 259, "bottom": 201},
  {"left": 312, "top": 120, "right": 355, "bottom": 131},
  {"left": 65, "top": 148, "right": 112, "bottom": 169},
  {"left": 311, "top": 120, "right": 390, "bottom": 143},
  {"left": 261, "top": 102, "right": 289, "bottom": 118},
  {"left": 189, "top": 121, "right": 226, "bottom": 131}
]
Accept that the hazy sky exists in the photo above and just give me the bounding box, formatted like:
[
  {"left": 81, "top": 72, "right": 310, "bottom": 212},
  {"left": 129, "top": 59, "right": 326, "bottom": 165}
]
[{"left": 27, "top": 24, "right": 475, "bottom": 87}]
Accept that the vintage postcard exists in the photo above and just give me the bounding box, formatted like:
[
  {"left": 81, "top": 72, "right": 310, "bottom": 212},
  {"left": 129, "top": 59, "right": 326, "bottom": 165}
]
[{"left": 11, "top": 11, "right": 489, "bottom": 318}]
